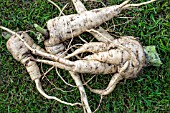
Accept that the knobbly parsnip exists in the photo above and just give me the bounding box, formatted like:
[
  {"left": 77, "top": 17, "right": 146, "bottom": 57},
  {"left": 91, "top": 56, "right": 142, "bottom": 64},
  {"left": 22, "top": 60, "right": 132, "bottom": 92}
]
[
  {"left": 0, "top": 0, "right": 158, "bottom": 112},
  {"left": 5, "top": 31, "right": 81, "bottom": 106},
  {"left": 29, "top": 36, "right": 145, "bottom": 79},
  {"left": 1, "top": 26, "right": 145, "bottom": 78},
  {"left": 65, "top": 36, "right": 145, "bottom": 78},
  {"left": 6, "top": 32, "right": 44, "bottom": 81}
]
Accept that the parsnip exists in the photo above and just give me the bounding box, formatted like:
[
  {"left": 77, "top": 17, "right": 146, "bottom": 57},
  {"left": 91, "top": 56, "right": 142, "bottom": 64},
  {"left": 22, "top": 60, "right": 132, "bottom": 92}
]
[
  {"left": 1, "top": 0, "right": 161, "bottom": 109},
  {"left": 6, "top": 32, "right": 44, "bottom": 81},
  {"left": 18, "top": 36, "right": 143, "bottom": 79},
  {"left": 45, "top": 0, "right": 156, "bottom": 46},
  {"left": 4, "top": 29, "right": 144, "bottom": 77},
  {"left": 5, "top": 31, "right": 81, "bottom": 106}
]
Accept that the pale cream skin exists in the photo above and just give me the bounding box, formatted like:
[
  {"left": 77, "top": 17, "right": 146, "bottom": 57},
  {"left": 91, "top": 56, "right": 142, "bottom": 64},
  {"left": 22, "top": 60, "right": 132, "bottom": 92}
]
[
  {"left": 1, "top": 1, "right": 155, "bottom": 112},
  {"left": 6, "top": 32, "right": 44, "bottom": 81},
  {"left": 45, "top": 0, "right": 156, "bottom": 47},
  {"left": 45, "top": 1, "right": 127, "bottom": 46},
  {"left": 6, "top": 32, "right": 81, "bottom": 106}
]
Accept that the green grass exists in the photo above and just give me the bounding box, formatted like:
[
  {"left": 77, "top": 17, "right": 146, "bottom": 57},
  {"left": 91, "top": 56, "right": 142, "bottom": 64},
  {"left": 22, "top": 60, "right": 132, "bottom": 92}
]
[{"left": 0, "top": 0, "right": 170, "bottom": 112}]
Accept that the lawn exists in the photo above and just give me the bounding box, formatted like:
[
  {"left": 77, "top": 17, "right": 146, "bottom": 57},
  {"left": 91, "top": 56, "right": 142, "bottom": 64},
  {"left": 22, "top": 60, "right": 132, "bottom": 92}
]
[{"left": 0, "top": 0, "right": 170, "bottom": 112}]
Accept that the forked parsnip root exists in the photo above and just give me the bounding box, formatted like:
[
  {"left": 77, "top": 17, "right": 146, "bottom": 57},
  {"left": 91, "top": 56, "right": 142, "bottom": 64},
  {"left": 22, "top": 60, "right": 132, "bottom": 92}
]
[
  {"left": 1, "top": 26, "right": 144, "bottom": 76},
  {"left": 2, "top": 28, "right": 82, "bottom": 106},
  {"left": 1, "top": 26, "right": 144, "bottom": 97},
  {"left": 4, "top": 26, "right": 160, "bottom": 97}
]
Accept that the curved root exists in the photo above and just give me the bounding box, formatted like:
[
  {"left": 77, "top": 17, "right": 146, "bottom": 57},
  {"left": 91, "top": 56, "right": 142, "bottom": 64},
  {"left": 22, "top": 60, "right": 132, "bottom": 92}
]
[
  {"left": 35, "top": 79, "right": 82, "bottom": 106},
  {"left": 84, "top": 73, "right": 123, "bottom": 95}
]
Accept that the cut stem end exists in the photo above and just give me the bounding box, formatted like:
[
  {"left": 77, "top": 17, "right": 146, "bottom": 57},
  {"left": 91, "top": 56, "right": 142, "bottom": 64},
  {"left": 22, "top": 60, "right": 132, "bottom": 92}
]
[{"left": 144, "top": 46, "right": 162, "bottom": 66}]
